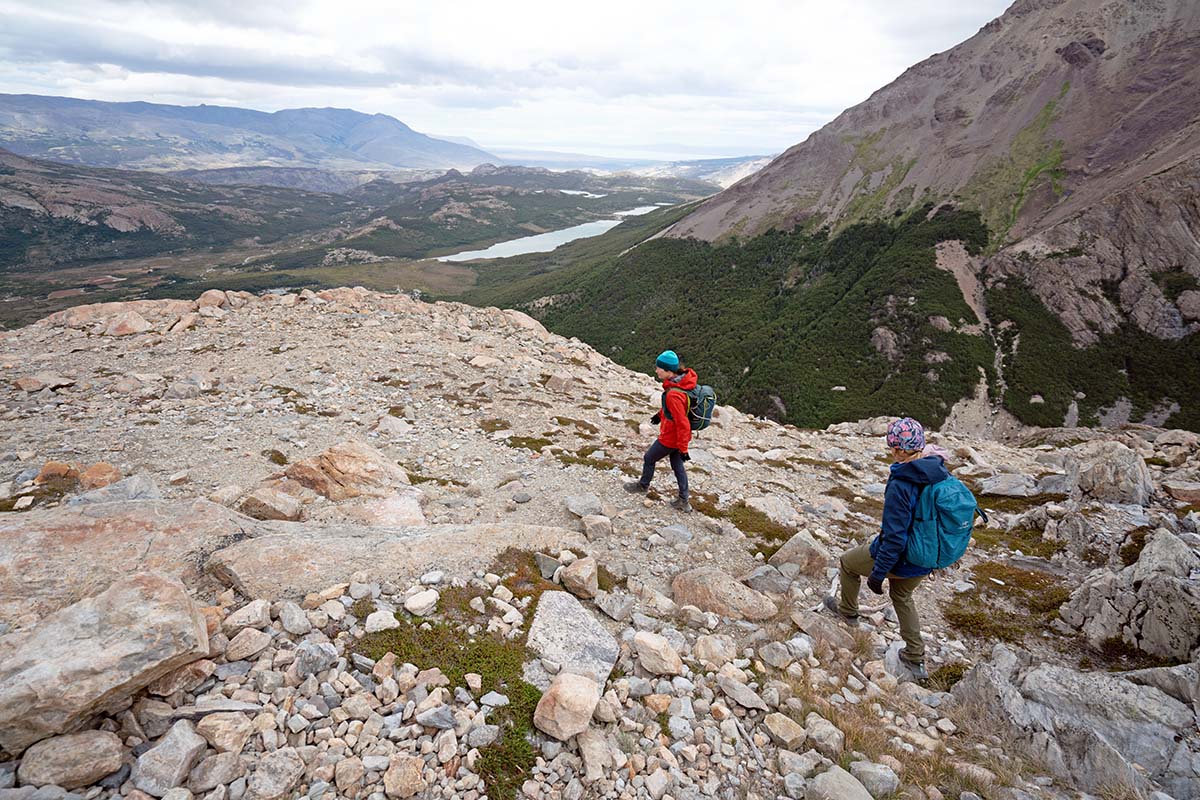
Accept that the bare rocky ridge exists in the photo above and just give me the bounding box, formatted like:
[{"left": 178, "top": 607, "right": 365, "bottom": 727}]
[
  {"left": 0, "top": 288, "right": 1197, "bottom": 799},
  {"left": 664, "top": 0, "right": 1200, "bottom": 348}
]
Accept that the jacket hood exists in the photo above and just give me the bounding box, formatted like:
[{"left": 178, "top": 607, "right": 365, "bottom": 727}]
[
  {"left": 663, "top": 368, "right": 698, "bottom": 391},
  {"left": 889, "top": 455, "right": 950, "bottom": 485}
]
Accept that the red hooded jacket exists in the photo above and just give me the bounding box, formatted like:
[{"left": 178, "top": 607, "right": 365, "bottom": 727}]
[{"left": 659, "top": 368, "right": 698, "bottom": 453}]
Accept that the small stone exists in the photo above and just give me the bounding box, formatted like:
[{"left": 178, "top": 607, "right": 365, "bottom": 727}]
[
  {"left": 246, "top": 748, "right": 304, "bottom": 800},
  {"left": 132, "top": 720, "right": 207, "bottom": 796},
  {"left": 278, "top": 602, "right": 311, "bottom": 636},
  {"left": 560, "top": 557, "right": 599, "bottom": 599},
  {"left": 632, "top": 631, "right": 683, "bottom": 676},
  {"left": 294, "top": 642, "right": 338, "bottom": 677},
  {"left": 404, "top": 589, "right": 439, "bottom": 616},
  {"left": 806, "top": 765, "right": 873, "bottom": 800},
  {"left": 764, "top": 713, "right": 807, "bottom": 749},
  {"left": 533, "top": 673, "right": 599, "bottom": 740},
  {"left": 848, "top": 762, "right": 901, "bottom": 799},
  {"left": 382, "top": 754, "right": 424, "bottom": 798},
  {"left": 195, "top": 713, "right": 254, "bottom": 754},
  {"left": 188, "top": 753, "right": 244, "bottom": 794},
  {"left": 365, "top": 609, "right": 401, "bottom": 633},
  {"left": 16, "top": 731, "right": 124, "bottom": 790},
  {"left": 224, "top": 628, "right": 271, "bottom": 662}
]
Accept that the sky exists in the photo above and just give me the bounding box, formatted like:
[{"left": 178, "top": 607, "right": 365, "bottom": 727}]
[{"left": 0, "top": 0, "right": 1012, "bottom": 160}]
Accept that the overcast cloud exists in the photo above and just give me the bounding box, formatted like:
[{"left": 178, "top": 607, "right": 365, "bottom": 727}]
[{"left": 0, "top": 0, "right": 1011, "bottom": 159}]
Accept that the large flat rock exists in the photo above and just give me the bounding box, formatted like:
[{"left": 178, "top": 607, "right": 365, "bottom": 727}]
[
  {"left": 206, "top": 524, "right": 587, "bottom": 599},
  {"left": 0, "top": 573, "right": 209, "bottom": 756},
  {"left": 0, "top": 499, "right": 257, "bottom": 620}
]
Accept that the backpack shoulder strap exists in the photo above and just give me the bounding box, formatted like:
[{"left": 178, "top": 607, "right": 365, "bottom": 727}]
[{"left": 661, "top": 387, "right": 691, "bottom": 421}]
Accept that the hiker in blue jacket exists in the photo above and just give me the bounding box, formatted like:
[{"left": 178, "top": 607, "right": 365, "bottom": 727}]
[{"left": 823, "top": 417, "right": 948, "bottom": 681}]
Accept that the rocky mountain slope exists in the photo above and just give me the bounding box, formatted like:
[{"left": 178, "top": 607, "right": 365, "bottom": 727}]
[
  {"left": 663, "top": 0, "right": 1200, "bottom": 346},
  {"left": 0, "top": 95, "right": 496, "bottom": 171},
  {"left": 0, "top": 287, "right": 1196, "bottom": 799}
]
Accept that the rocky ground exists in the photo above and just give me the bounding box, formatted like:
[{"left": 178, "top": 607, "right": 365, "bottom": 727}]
[{"left": 0, "top": 288, "right": 1197, "bottom": 800}]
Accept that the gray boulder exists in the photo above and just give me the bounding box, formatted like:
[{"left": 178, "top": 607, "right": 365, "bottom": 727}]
[
  {"left": 67, "top": 475, "right": 161, "bottom": 506},
  {"left": 1060, "top": 530, "right": 1200, "bottom": 661},
  {"left": 524, "top": 591, "right": 618, "bottom": 689},
  {"left": 805, "top": 765, "right": 872, "bottom": 800},
  {"left": 980, "top": 473, "right": 1037, "bottom": 497},
  {"left": 952, "top": 644, "right": 1199, "bottom": 797},
  {"left": 1072, "top": 441, "right": 1154, "bottom": 506}
]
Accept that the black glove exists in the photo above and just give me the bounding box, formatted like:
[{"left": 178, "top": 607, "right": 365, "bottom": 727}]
[
  {"left": 681, "top": 453, "right": 690, "bottom": 461},
  {"left": 867, "top": 576, "right": 885, "bottom": 595},
  {"left": 650, "top": 412, "right": 662, "bottom": 424}
]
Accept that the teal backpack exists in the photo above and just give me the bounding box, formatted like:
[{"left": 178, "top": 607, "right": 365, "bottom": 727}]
[
  {"left": 661, "top": 385, "right": 717, "bottom": 431},
  {"left": 905, "top": 477, "right": 987, "bottom": 570}
]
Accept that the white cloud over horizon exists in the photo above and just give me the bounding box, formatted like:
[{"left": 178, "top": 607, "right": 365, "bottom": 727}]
[{"left": 0, "top": 0, "right": 1012, "bottom": 159}]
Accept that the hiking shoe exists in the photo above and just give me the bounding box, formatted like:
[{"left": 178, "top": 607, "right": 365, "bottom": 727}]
[
  {"left": 899, "top": 655, "right": 929, "bottom": 682},
  {"left": 670, "top": 496, "right": 692, "bottom": 513},
  {"left": 821, "top": 595, "right": 861, "bottom": 627},
  {"left": 623, "top": 480, "right": 648, "bottom": 494}
]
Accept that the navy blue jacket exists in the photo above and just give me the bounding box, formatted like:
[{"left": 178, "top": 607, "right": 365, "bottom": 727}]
[{"left": 868, "top": 455, "right": 951, "bottom": 581}]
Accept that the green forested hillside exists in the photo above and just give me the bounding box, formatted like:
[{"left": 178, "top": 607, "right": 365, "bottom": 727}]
[
  {"left": 464, "top": 206, "right": 1200, "bottom": 431},
  {"left": 988, "top": 282, "right": 1200, "bottom": 431},
  {"left": 470, "top": 207, "right": 997, "bottom": 428}
]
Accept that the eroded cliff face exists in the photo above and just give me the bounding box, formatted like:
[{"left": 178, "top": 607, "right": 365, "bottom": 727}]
[
  {"left": 666, "top": 0, "right": 1200, "bottom": 249},
  {"left": 987, "top": 154, "right": 1200, "bottom": 346}
]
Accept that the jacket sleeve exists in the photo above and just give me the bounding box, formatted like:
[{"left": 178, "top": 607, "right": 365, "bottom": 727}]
[
  {"left": 664, "top": 389, "right": 691, "bottom": 453},
  {"left": 871, "top": 479, "right": 918, "bottom": 581}
]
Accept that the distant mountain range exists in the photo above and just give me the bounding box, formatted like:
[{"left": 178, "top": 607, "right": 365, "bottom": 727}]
[
  {"left": 0, "top": 94, "right": 497, "bottom": 171},
  {"left": 488, "top": 148, "right": 773, "bottom": 187}
]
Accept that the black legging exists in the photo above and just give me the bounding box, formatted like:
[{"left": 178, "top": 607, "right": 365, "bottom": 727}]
[{"left": 639, "top": 440, "right": 688, "bottom": 499}]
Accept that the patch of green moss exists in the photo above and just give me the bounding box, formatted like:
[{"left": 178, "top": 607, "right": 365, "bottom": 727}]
[
  {"left": 1143, "top": 457, "right": 1171, "bottom": 468},
  {"left": 971, "top": 526, "right": 1061, "bottom": 559},
  {"left": 556, "top": 451, "right": 638, "bottom": 477},
  {"left": 355, "top": 614, "right": 541, "bottom": 800},
  {"left": 491, "top": 548, "right": 558, "bottom": 607},
  {"left": 475, "top": 680, "right": 542, "bottom": 800},
  {"left": 349, "top": 597, "right": 375, "bottom": 620},
  {"left": 824, "top": 485, "right": 884, "bottom": 517},
  {"left": 553, "top": 416, "right": 600, "bottom": 435},
  {"left": 927, "top": 661, "right": 970, "bottom": 693},
  {"left": 944, "top": 561, "right": 1071, "bottom": 642},
  {"left": 688, "top": 493, "right": 793, "bottom": 558},
  {"left": 1119, "top": 527, "right": 1153, "bottom": 567},
  {"left": 404, "top": 466, "right": 466, "bottom": 487},
  {"left": 1085, "top": 636, "right": 1181, "bottom": 672},
  {"left": 504, "top": 436, "right": 554, "bottom": 453},
  {"left": 974, "top": 492, "right": 1068, "bottom": 515},
  {"left": 479, "top": 418, "right": 512, "bottom": 433}
]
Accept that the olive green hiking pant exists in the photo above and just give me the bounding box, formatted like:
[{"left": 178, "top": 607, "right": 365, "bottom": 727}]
[{"left": 837, "top": 539, "right": 926, "bottom": 661}]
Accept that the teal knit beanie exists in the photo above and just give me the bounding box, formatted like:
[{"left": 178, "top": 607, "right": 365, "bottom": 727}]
[{"left": 655, "top": 350, "right": 680, "bottom": 371}]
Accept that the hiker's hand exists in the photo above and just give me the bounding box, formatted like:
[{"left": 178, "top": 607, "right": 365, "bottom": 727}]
[
  {"left": 681, "top": 453, "right": 690, "bottom": 461},
  {"left": 650, "top": 412, "right": 661, "bottom": 424},
  {"left": 867, "top": 576, "right": 884, "bottom": 595}
]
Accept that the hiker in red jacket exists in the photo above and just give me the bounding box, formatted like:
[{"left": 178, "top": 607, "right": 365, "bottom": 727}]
[{"left": 624, "top": 350, "right": 695, "bottom": 512}]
